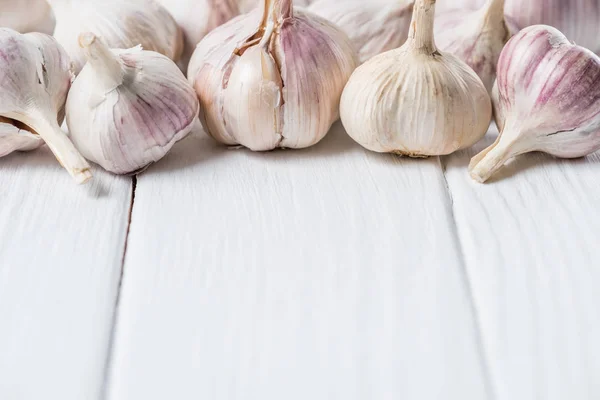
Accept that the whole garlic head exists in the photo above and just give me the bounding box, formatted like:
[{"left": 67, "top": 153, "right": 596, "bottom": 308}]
[
  {"left": 470, "top": 25, "right": 600, "bottom": 182},
  {"left": 188, "top": 0, "right": 357, "bottom": 151},
  {"left": 0, "top": 28, "right": 91, "bottom": 183},
  {"left": 154, "top": 0, "right": 240, "bottom": 71},
  {"left": 66, "top": 33, "right": 199, "bottom": 175},
  {"left": 307, "top": 0, "right": 414, "bottom": 64},
  {"left": 0, "top": 0, "right": 55, "bottom": 34},
  {"left": 340, "top": 0, "right": 492, "bottom": 156},
  {"left": 435, "top": 0, "right": 512, "bottom": 92},
  {"left": 49, "top": 0, "right": 183, "bottom": 74}
]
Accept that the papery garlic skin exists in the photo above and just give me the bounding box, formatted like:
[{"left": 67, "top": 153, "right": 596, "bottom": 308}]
[
  {"left": 308, "top": 0, "right": 414, "bottom": 64},
  {"left": 66, "top": 33, "right": 199, "bottom": 175},
  {"left": 238, "top": 0, "right": 311, "bottom": 13},
  {"left": 155, "top": 0, "right": 239, "bottom": 71},
  {"left": 189, "top": 0, "right": 357, "bottom": 151},
  {"left": 0, "top": 0, "right": 55, "bottom": 34},
  {"left": 340, "top": 0, "right": 491, "bottom": 156},
  {"left": 435, "top": 0, "right": 511, "bottom": 92},
  {"left": 437, "top": 0, "right": 600, "bottom": 53},
  {"left": 50, "top": 0, "right": 183, "bottom": 74},
  {"left": 470, "top": 25, "right": 600, "bottom": 182},
  {"left": 0, "top": 118, "right": 44, "bottom": 158},
  {"left": 0, "top": 28, "right": 91, "bottom": 183}
]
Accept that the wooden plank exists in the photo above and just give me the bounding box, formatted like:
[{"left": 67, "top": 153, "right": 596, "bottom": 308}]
[
  {"left": 443, "top": 126, "right": 600, "bottom": 400},
  {"left": 107, "top": 122, "right": 491, "bottom": 400},
  {"left": 0, "top": 147, "right": 132, "bottom": 400}
]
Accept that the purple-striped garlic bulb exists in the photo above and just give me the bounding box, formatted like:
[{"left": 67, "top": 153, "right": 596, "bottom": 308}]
[
  {"left": 435, "top": 0, "right": 513, "bottom": 92},
  {"left": 307, "top": 0, "right": 414, "bottom": 64},
  {"left": 188, "top": 0, "right": 357, "bottom": 151},
  {"left": 0, "top": 28, "right": 92, "bottom": 183},
  {"left": 154, "top": 0, "right": 240, "bottom": 72},
  {"left": 66, "top": 33, "right": 199, "bottom": 175},
  {"left": 50, "top": 0, "right": 184, "bottom": 75},
  {"left": 340, "top": 0, "right": 491, "bottom": 156},
  {"left": 470, "top": 25, "right": 600, "bottom": 182},
  {"left": 437, "top": 0, "right": 600, "bottom": 53}
]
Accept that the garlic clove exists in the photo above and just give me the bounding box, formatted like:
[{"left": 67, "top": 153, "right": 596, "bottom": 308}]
[
  {"left": 49, "top": 0, "right": 183, "bottom": 75},
  {"left": 0, "top": 118, "right": 44, "bottom": 158},
  {"left": 307, "top": 0, "right": 414, "bottom": 64},
  {"left": 469, "top": 25, "right": 600, "bottom": 183},
  {"left": 223, "top": 45, "right": 283, "bottom": 151},
  {"left": 66, "top": 33, "right": 199, "bottom": 175},
  {"left": 189, "top": 0, "right": 357, "bottom": 151},
  {"left": 0, "top": 28, "right": 92, "bottom": 183},
  {"left": 435, "top": 0, "right": 512, "bottom": 93},
  {"left": 154, "top": 0, "right": 240, "bottom": 72},
  {"left": 0, "top": 0, "right": 55, "bottom": 34},
  {"left": 340, "top": 0, "right": 492, "bottom": 156}
]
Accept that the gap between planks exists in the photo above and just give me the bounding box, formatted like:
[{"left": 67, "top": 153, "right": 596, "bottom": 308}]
[{"left": 101, "top": 175, "right": 137, "bottom": 400}]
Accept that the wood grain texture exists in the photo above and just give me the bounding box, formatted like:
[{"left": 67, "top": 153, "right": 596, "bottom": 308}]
[
  {"left": 443, "top": 126, "right": 600, "bottom": 400},
  {"left": 106, "top": 122, "right": 490, "bottom": 400},
  {"left": 0, "top": 147, "right": 132, "bottom": 400}
]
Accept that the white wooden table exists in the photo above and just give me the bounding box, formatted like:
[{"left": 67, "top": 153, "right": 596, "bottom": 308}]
[{"left": 1, "top": 121, "right": 599, "bottom": 400}]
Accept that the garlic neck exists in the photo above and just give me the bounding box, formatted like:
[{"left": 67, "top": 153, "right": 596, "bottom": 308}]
[
  {"left": 481, "top": 0, "right": 506, "bottom": 33},
  {"left": 79, "top": 32, "right": 125, "bottom": 93},
  {"left": 262, "top": 0, "right": 293, "bottom": 25},
  {"left": 407, "top": 0, "right": 437, "bottom": 54}
]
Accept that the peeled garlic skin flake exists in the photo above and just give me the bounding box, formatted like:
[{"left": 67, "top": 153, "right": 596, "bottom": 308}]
[
  {"left": 470, "top": 25, "right": 600, "bottom": 182},
  {"left": 188, "top": 0, "right": 357, "bottom": 151}
]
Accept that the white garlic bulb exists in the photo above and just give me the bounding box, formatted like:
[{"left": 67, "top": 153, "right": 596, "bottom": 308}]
[
  {"left": 307, "top": 0, "right": 414, "bottom": 64},
  {"left": 154, "top": 0, "right": 240, "bottom": 71},
  {"left": 188, "top": 0, "right": 357, "bottom": 151},
  {"left": 340, "top": 0, "right": 492, "bottom": 156},
  {"left": 49, "top": 0, "right": 183, "bottom": 74},
  {"left": 438, "top": 0, "right": 600, "bottom": 53},
  {"left": 470, "top": 25, "right": 600, "bottom": 182},
  {"left": 0, "top": 0, "right": 55, "bottom": 34},
  {"left": 0, "top": 117, "right": 44, "bottom": 158},
  {"left": 435, "top": 0, "right": 511, "bottom": 93},
  {"left": 66, "top": 33, "right": 199, "bottom": 175},
  {"left": 0, "top": 28, "right": 91, "bottom": 183}
]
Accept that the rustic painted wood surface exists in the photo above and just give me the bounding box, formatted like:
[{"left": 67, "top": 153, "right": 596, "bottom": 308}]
[
  {"left": 0, "top": 147, "right": 132, "bottom": 400},
  {"left": 0, "top": 124, "right": 598, "bottom": 400}
]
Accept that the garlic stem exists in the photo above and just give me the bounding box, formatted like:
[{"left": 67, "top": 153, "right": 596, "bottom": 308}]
[
  {"left": 469, "top": 135, "right": 518, "bottom": 183},
  {"left": 481, "top": 0, "right": 506, "bottom": 32},
  {"left": 407, "top": 0, "right": 437, "bottom": 54},
  {"left": 28, "top": 114, "right": 92, "bottom": 184},
  {"left": 79, "top": 33, "right": 124, "bottom": 93},
  {"left": 262, "top": 0, "right": 293, "bottom": 25}
]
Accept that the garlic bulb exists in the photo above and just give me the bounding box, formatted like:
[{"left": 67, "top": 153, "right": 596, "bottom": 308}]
[
  {"left": 0, "top": 0, "right": 55, "bottom": 34},
  {"left": 470, "top": 25, "right": 600, "bottom": 182},
  {"left": 307, "top": 0, "right": 414, "bottom": 64},
  {"left": 49, "top": 0, "right": 183, "bottom": 74},
  {"left": 0, "top": 28, "right": 91, "bottom": 183},
  {"left": 340, "top": 0, "right": 491, "bottom": 156},
  {"left": 0, "top": 117, "right": 44, "bottom": 158},
  {"left": 438, "top": 0, "right": 600, "bottom": 53},
  {"left": 154, "top": 0, "right": 239, "bottom": 71},
  {"left": 66, "top": 33, "right": 199, "bottom": 175},
  {"left": 188, "top": 0, "right": 357, "bottom": 151},
  {"left": 238, "top": 0, "right": 312, "bottom": 13},
  {"left": 434, "top": 0, "right": 511, "bottom": 92}
]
